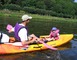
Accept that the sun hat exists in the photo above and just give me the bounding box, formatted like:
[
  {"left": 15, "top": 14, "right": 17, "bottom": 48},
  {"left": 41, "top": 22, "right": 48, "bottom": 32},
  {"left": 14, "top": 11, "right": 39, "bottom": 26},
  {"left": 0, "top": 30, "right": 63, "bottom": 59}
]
[
  {"left": 52, "top": 27, "right": 57, "bottom": 31},
  {"left": 21, "top": 14, "right": 32, "bottom": 21}
]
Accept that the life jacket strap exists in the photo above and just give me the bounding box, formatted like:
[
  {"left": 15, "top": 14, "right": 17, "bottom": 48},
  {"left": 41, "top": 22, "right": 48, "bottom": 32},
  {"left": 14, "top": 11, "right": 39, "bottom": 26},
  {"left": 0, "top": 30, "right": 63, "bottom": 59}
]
[{"left": 0, "top": 32, "right": 3, "bottom": 43}]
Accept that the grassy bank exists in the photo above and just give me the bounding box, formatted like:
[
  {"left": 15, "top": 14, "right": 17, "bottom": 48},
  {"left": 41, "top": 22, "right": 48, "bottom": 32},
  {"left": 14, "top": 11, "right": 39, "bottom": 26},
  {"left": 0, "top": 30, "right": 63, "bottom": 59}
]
[{"left": 0, "top": 10, "right": 77, "bottom": 36}]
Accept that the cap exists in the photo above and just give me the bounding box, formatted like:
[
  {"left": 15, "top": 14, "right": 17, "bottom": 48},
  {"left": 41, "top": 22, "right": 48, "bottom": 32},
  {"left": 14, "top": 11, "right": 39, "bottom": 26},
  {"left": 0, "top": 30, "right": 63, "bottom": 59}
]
[{"left": 22, "top": 15, "right": 32, "bottom": 21}]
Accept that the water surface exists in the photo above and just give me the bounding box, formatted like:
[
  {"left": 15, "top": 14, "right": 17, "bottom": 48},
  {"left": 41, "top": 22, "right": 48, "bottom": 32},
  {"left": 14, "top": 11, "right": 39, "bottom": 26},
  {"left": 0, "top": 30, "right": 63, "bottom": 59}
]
[{"left": 0, "top": 16, "right": 77, "bottom": 60}]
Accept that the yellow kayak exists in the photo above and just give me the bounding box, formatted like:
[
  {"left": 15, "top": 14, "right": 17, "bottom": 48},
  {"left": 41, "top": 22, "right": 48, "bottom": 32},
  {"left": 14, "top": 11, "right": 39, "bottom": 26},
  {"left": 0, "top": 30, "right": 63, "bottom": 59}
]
[
  {"left": 0, "top": 34, "right": 73, "bottom": 54},
  {"left": 40, "top": 34, "right": 73, "bottom": 47}
]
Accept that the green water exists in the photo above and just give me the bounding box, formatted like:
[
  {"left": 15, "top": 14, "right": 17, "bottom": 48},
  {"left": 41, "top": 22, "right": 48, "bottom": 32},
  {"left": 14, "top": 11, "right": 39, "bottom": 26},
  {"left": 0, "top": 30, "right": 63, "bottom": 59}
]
[
  {"left": 0, "top": 16, "right": 77, "bottom": 60},
  {"left": 0, "top": 16, "right": 77, "bottom": 35}
]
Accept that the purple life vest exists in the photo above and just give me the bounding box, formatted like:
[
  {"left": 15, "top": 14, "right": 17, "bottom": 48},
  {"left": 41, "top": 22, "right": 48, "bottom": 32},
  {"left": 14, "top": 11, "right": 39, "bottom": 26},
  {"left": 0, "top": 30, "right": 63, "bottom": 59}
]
[{"left": 14, "top": 23, "right": 28, "bottom": 42}]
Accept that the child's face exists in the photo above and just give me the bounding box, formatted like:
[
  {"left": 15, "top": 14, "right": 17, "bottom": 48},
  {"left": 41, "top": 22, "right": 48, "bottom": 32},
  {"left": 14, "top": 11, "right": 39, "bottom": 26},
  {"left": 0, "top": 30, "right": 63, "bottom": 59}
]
[{"left": 52, "top": 30, "right": 56, "bottom": 32}]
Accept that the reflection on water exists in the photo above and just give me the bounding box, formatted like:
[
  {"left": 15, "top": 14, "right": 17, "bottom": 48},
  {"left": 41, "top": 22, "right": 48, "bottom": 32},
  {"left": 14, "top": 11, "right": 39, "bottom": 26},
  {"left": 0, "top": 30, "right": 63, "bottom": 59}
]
[
  {"left": 58, "top": 42, "right": 72, "bottom": 50},
  {"left": 59, "top": 48, "right": 77, "bottom": 60},
  {"left": 59, "top": 34, "right": 77, "bottom": 60},
  {"left": 0, "top": 50, "right": 61, "bottom": 60},
  {"left": 0, "top": 54, "right": 24, "bottom": 60}
]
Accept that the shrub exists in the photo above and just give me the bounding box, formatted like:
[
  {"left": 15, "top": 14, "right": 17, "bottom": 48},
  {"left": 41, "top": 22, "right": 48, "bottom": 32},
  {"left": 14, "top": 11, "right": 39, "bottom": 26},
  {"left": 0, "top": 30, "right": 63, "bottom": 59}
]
[
  {"left": 2, "top": 4, "right": 21, "bottom": 11},
  {"left": 23, "top": 7, "right": 57, "bottom": 16}
]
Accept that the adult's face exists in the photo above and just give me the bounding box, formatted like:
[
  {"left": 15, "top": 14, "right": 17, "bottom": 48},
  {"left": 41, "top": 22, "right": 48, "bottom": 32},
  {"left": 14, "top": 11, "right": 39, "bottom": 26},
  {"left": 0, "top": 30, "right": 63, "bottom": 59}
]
[{"left": 25, "top": 19, "right": 30, "bottom": 24}]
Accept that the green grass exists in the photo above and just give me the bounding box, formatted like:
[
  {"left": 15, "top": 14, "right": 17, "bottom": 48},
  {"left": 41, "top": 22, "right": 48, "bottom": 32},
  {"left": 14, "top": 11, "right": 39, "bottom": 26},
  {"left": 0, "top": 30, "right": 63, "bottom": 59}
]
[{"left": 0, "top": 9, "right": 77, "bottom": 21}]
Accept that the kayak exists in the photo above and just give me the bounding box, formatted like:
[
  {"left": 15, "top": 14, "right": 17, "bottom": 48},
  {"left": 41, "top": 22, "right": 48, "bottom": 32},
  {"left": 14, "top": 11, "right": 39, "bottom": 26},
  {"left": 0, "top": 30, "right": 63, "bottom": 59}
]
[
  {"left": 0, "top": 34, "right": 73, "bottom": 54},
  {"left": 40, "top": 34, "right": 73, "bottom": 47}
]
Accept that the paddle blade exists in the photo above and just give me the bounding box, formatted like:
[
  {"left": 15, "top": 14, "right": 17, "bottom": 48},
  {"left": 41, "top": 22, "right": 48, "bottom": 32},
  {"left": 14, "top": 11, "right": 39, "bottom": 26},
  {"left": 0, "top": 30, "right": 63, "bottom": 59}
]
[
  {"left": 39, "top": 41, "right": 57, "bottom": 50},
  {"left": 6, "top": 24, "right": 13, "bottom": 31}
]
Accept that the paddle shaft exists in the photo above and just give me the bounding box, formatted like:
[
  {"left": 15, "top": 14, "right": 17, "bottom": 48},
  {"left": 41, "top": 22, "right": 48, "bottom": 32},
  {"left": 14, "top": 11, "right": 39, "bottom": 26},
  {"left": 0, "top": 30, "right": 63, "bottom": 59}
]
[{"left": 38, "top": 40, "right": 57, "bottom": 50}]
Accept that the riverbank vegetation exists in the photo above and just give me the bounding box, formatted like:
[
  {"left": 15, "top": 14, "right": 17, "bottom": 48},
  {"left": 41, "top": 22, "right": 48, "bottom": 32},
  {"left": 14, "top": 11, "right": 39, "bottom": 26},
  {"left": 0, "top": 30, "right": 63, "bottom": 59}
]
[{"left": 0, "top": 0, "right": 77, "bottom": 18}]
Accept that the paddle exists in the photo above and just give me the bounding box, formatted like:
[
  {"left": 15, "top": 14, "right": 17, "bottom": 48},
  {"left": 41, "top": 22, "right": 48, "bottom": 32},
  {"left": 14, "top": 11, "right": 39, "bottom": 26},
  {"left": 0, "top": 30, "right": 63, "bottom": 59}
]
[
  {"left": 34, "top": 36, "right": 57, "bottom": 50},
  {"left": 38, "top": 40, "right": 57, "bottom": 50}
]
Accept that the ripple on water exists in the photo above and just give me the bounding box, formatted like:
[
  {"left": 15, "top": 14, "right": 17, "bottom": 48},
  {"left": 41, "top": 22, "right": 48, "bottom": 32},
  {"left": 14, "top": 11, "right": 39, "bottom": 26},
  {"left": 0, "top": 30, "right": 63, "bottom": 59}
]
[{"left": 59, "top": 48, "right": 77, "bottom": 60}]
